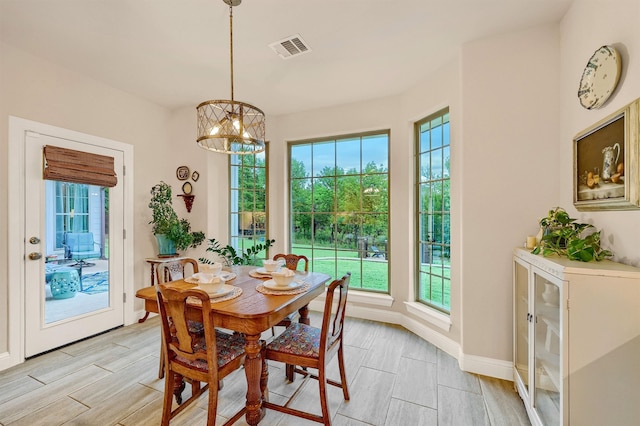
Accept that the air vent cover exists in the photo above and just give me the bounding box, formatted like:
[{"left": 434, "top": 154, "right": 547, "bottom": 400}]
[{"left": 269, "top": 34, "right": 311, "bottom": 59}]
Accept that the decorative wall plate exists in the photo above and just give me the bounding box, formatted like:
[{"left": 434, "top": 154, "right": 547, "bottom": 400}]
[
  {"left": 181, "top": 181, "right": 192, "bottom": 195},
  {"left": 176, "top": 166, "right": 190, "bottom": 180},
  {"left": 578, "top": 45, "right": 621, "bottom": 110}
]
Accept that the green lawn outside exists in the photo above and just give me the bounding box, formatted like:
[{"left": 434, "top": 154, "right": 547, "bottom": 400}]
[{"left": 244, "top": 239, "right": 450, "bottom": 309}]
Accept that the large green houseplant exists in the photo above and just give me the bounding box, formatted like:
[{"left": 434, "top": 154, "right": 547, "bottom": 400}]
[
  {"left": 532, "top": 207, "right": 612, "bottom": 262},
  {"left": 148, "top": 181, "right": 205, "bottom": 254}
]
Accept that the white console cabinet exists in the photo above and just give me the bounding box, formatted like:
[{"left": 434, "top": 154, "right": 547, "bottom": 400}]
[{"left": 513, "top": 247, "right": 640, "bottom": 426}]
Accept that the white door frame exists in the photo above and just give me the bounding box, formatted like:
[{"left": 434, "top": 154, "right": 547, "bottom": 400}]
[{"left": 3, "top": 116, "right": 135, "bottom": 370}]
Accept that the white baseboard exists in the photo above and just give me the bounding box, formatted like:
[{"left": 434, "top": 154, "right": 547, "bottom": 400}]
[
  {"left": 310, "top": 300, "right": 513, "bottom": 381},
  {"left": 458, "top": 352, "right": 513, "bottom": 381},
  {"left": 0, "top": 351, "right": 22, "bottom": 372}
]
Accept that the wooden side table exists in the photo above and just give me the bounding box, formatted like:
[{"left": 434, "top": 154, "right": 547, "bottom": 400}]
[{"left": 137, "top": 256, "right": 187, "bottom": 323}]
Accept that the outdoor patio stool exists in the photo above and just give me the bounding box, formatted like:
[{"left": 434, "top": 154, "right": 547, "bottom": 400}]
[{"left": 50, "top": 267, "right": 80, "bottom": 299}]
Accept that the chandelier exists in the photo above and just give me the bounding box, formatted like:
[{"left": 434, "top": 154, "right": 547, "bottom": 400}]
[{"left": 196, "top": 0, "right": 265, "bottom": 155}]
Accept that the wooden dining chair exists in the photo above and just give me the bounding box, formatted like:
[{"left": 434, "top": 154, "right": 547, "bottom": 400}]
[
  {"left": 156, "top": 257, "right": 198, "bottom": 283},
  {"left": 271, "top": 253, "right": 309, "bottom": 330},
  {"left": 263, "top": 272, "right": 351, "bottom": 425},
  {"left": 270, "top": 253, "right": 311, "bottom": 379},
  {"left": 155, "top": 284, "right": 248, "bottom": 426},
  {"left": 273, "top": 253, "right": 309, "bottom": 272},
  {"left": 155, "top": 258, "right": 200, "bottom": 379}
]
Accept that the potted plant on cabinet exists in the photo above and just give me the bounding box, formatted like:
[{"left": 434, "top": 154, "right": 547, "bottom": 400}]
[
  {"left": 532, "top": 206, "right": 613, "bottom": 262},
  {"left": 148, "top": 181, "right": 205, "bottom": 256}
]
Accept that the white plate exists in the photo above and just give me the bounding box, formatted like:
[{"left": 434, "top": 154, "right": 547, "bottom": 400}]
[
  {"left": 219, "top": 272, "right": 237, "bottom": 282},
  {"left": 187, "top": 272, "right": 236, "bottom": 283},
  {"left": 254, "top": 267, "right": 274, "bottom": 276},
  {"left": 263, "top": 279, "right": 305, "bottom": 291},
  {"left": 190, "top": 272, "right": 205, "bottom": 281},
  {"left": 186, "top": 274, "right": 220, "bottom": 284},
  {"left": 196, "top": 284, "right": 235, "bottom": 298},
  {"left": 578, "top": 45, "right": 621, "bottom": 110}
]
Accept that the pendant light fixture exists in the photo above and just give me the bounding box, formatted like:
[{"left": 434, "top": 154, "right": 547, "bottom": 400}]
[{"left": 196, "top": 0, "right": 265, "bottom": 155}]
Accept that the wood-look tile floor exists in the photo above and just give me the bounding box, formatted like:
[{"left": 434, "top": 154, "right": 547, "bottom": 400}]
[{"left": 0, "top": 313, "right": 530, "bottom": 425}]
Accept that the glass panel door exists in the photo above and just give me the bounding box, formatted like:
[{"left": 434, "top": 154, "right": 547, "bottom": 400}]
[
  {"left": 513, "top": 259, "right": 530, "bottom": 394},
  {"left": 534, "top": 272, "right": 560, "bottom": 426}
]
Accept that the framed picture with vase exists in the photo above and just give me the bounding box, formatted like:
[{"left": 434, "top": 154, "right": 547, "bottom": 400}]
[{"left": 573, "top": 97, "right": 640, "bottom": 211}]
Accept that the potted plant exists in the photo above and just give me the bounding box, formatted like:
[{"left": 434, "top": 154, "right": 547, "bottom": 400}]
[
  {"left": 532, "top": 207, "right": 612, "bottom": 262},
  {"left": 199, "top": 237, "right": 275, "bottom": 267},
  {"left": 148, "top": 181, "right": 205, "bottom": 255}
]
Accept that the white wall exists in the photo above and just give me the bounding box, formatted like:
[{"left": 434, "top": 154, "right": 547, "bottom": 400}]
[
  {"left": 559, "top": 0, "right": 640, "bottom": 266},
  {"left": 458, "top": 24, "right": 561, "bottom": 362},
  {"left": 0, "top": 42, "right": 171, "bottom": 354}
]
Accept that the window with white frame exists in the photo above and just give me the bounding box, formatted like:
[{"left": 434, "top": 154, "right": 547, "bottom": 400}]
[
  {"left": 289, "top": 131, "right": 389, "bottom": 292},
  {"left": 416, "top": 108, "right": 450, "bottom": 312},
  {"left": 229, "top": 147, "right": 269, "bottom": 257}
]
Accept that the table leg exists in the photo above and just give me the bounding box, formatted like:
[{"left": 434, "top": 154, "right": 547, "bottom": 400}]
[
  {"left": 137, "top": 311, "right": 150, "bottom": 323},
  {"left": 298, "top": 305, "right": 311, "bottom": 325},
  {"left": 138, "top": 263, "right": 156, "bottom": 323},
  {"left": 244, "top": 333, "right": 266, "bottom": 425}
]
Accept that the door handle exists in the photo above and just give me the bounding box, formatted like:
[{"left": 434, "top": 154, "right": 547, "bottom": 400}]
[
  {"left": 28, "top": 252, "right": 42, "bottom": 260},
  {"left": 29, "top": 236, "right": 41, "bottom": 244}
]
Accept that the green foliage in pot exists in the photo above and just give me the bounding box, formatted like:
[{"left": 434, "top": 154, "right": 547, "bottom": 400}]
[
  {"left": 199, "top": 237, "right": 275, "bottom": 266},
  {"left": 532, "top": 207, "right": 613, "bottom": 262},
  {"left": 148, "top": 181, "right": 205, "bottom": 252}
]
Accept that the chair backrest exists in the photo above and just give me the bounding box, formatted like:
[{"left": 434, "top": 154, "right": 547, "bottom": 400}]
[
  {"left": 320, "top": 273, "right": 350, "bottom": 361},
  {"left": 156, "top": 258, "right": 198, "bottom": 284},
  {"left": 273, "top": 253, "right": 309, "bottom": 272},
  {"left": 65, "top": 232, "right": 95, "bottom": 251},
  {"left": 155, "top": 284, "right": 218, "bottom": 378}
]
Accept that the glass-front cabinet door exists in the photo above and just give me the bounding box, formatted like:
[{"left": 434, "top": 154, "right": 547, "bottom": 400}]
[
  {"left": 513, "top": 258, "right": 530, "bottom": 395},
  {"left": 533, "top": 271, "right": 561, "bottom": 426}
]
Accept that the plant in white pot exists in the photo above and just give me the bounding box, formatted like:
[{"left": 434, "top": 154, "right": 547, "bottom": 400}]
[{"left": 148, "top": 181, "right": 205, "bottom": 256}]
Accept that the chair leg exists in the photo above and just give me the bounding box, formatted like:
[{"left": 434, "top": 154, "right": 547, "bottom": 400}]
[
  {"left": 161, "top": 367, "right": 175, "bottom": 426},
  {"left": 207, "top": 378, "right": 219, "bottom": 426},
  {"left": 318, "top": 366, "right": 331, "bottom": 425},
  {"left": 337, "top": 343, "right": 350, "bottom": 400},
  {"left": 158, "top": 347, "right": 165, "bottom": 379},
  {"left": 286, "top": 363, "right": 295, "bottom": 382}
]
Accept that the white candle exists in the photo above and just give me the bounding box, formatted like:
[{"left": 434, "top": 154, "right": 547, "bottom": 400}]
[{"left": 526, "top": 236, "right": 537, "bottom": 249}]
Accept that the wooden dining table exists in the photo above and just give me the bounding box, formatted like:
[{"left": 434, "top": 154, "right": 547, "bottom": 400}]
[{"left": 135, "top": 265, "right": 331, "bottom": 425}]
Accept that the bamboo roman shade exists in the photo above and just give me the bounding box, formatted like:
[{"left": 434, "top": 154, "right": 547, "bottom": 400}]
[{"left": 43, "top": 145, "right": 118, "bottom": 187}]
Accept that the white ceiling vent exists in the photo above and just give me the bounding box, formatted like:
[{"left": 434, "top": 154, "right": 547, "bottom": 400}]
[{"left": 269, "top": 34, "right": 311, "bottom": 59}]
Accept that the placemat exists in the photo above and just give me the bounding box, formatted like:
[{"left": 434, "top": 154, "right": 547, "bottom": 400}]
[
  {"left": 256, "top": 282, "right": 310, "bottom": 295},
  {"left": 187, "top": 286, "right": 243, "bottom": 305},
  {"left": 249, "top": 269, "right": 271, "bottom": 279}
]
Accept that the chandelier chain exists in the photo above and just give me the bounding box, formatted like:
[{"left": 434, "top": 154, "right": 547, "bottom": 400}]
[{"left": 229, "top": 2, "right": 234, "bottom": 101}]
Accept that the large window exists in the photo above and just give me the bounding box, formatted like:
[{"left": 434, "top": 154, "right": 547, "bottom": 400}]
[
  {"left": 290, "top": 131, "right": 389, "bottom": 292},
  {"left": 416, "top": 108, "right": 450, "bottom": 312},
  {"left": 229, "top": 147, "right": 269, "bottom": 256}
]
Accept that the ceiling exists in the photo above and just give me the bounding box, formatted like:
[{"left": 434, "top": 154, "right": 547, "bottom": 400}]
[{"left": 0, "top": 0, "right": 572, "bottom": 116}]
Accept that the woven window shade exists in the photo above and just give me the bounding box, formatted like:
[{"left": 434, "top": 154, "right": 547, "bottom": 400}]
[{"left": 43, "top": 145, "right": 118, "bottom": 187}]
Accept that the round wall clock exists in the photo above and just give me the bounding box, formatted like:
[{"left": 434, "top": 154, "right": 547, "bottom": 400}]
[{"left": 577, "top": 45, "right": 621, "bottom": 110}]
